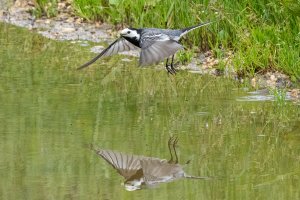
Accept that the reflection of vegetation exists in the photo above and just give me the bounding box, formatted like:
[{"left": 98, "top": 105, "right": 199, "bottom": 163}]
[
  {"left": 271, "top": 88, "right": 287, "bottom": 106},
  {"left": 1, "top": 22, "right": 300, "bottom": 200}
]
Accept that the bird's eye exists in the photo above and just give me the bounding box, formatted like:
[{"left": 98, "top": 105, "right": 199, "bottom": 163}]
[{"left": 127, "top": 31, "right": 130, "bottom": 34}]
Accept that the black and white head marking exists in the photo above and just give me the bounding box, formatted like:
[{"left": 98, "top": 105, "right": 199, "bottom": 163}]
[
  {"left": 120, "top": 28, "right": 140, "bottom": 40},
  {"left": 120, "top": 28, "right": 141, "bottom": 47}
]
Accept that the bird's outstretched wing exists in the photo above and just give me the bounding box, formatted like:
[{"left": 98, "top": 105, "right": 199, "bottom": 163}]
[
  {"left": 96, "top": 149, "right": 144, "bottom": 180},
  {"left": 140, "top": 159, "right": 184, "bottom": 184},
  {"left": 139, "top": 40, "right": 183, "bottom": 66},
  {"left": 77, "top": 37, "right": 138, "bottom": 70}
]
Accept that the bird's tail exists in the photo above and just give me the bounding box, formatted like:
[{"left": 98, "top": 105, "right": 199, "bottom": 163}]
[
  {"left": 180, "top": 21, "right": 212, "bottom": 37},
  {"left": 77, "top": 53, "right": 103, "bottom": 70}
]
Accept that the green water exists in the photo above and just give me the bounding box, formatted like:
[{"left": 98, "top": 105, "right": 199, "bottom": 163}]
[{"left": 0, "top": 23, "right": 300, "bottom": 200}]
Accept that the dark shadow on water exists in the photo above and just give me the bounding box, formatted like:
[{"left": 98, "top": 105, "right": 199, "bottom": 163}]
[{"left": 92, "top": 136, "right": 213, "bottom": 191}]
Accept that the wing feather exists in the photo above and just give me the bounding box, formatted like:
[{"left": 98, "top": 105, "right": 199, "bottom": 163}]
[
  {"left": 148, "top": 45, "right": 159, "bottom": 64},
  {"left": 96, "top": 149, "right": 144, "bottom": 179},
  {"left": 139, "top": 40, "right": 183, "bottom": 66},
  {"left": 77, "top": 37, "right": 138, "bottom": 70},
  {"left": 140, "top": 33, "right": 170, "bottom": 49},
  {"left": 96, "top": 149, "right": 169, "bottom": 180},
  {"left": 140, "top": 159, "right": 184, "bottom": 184}
]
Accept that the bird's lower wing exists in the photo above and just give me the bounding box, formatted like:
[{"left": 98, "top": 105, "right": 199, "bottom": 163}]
[
  {"left": 77, "top": 38, "right": 138, "bottom": 70},
  {"left": 139, "top": 159, "right": 182, "bottom": 184},
  {"left": 96, "top": 149, "right": 145, "bottom": 180},
  {"left": 139, "top": 40, "right": 183, "bottom": 66}
]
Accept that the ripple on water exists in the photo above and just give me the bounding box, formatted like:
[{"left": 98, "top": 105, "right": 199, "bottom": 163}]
[
  {"left": 195, "top": 111, "right": 209, "bottom": 116},
  {"left": 236, "top": 89, "right": 275, "bottom": 102},
  {"left": 236, "top": 89, "right": 300, "bottom": 102}
]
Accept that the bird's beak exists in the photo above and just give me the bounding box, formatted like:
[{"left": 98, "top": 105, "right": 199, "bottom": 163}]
[{"left": 120, "top": 31, "right": 126, "bottom": 36}]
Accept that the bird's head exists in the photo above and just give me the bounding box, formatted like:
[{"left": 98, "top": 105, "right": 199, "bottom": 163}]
[
  {"left": 120, "top": 28, "right": 140, "bottom": 40},
  {"left": 123, "top": 179, "right": 143, "bottom": 191}
]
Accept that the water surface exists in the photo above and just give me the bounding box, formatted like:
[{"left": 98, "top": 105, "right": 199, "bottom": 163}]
[{"left": 0, "top": 23, "right": 300, "bottom": 200}]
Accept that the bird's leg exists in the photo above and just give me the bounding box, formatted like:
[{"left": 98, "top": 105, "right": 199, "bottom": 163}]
[
  {"left": 166, "top": 58, "right": 169, "bottom": 67},
  {"left": 168, "top": 136, "right": 175, "bottom": 163},
  {"left": 170, "top": 55, "right": 177, "bottom": 74},
  {"left": 172, "top": 136, "right": 179, "bottom": 164},
  {"left": 165, "top": 57, "right": 175, "bottom": 75}
]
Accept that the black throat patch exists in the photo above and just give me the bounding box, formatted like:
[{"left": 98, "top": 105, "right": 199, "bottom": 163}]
[
  {"left": 123, "top": 36, "right": 140, "bottom": 48},
  {"left": 123, "top": 28, "right": 141, "bottom": 48}
]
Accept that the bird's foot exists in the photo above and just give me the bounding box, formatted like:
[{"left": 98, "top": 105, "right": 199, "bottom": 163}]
[
  {"left": 170, "top": 64, "right": 178, "bottom": 74},
  {"left": 166, "top": 64, "right": 176, "bottom": 75}
]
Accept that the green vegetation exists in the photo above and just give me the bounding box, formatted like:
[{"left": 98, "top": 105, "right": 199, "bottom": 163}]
[
  {"left": 271, "top": 88, "right": 287, "bottom": 106},
  {"left": 34, "top": 0, "right": 300, "bottom": 80},
  {"left": 33, "top": 0, "right": 58, "bottom": 17}
]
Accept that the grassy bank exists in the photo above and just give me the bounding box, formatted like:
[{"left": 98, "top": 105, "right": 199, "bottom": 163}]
[{"left": 34, "top": 0, "right": 300, "bottom": 80}]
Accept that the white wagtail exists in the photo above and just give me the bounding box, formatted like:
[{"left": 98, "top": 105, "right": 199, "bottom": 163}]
[
  {"left": 93, "top": 136, "right": 211, "bottom": 191},
  {"left": 78, "top": 22, "right": 211, "bottom": 74}
]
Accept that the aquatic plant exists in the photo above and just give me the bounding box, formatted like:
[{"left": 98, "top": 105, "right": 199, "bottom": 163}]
[{"left": 271, "top": 88, "right": 287, "bottom": 106}]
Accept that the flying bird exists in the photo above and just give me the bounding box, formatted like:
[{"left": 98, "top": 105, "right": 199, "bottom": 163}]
[
  {"left": 93, "top": 136, "right": 211, "bottom": 191},
  {"left": 78, "top": 22, "right": 212, "bottom": 74}
]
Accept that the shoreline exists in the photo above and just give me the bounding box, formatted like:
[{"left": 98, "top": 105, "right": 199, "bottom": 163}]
[{"left": 1, "top": 0, "right": 299, "bottom": 97}]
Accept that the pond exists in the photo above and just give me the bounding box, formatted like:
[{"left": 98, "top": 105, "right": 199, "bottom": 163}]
[{"left": 0, "top": 23, "right": 300, "bottom": 199}]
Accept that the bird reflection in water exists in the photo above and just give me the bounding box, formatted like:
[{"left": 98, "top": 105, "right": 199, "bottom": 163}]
[{"left": 93, "top": 136, "right": 211, "bottom": 191}]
